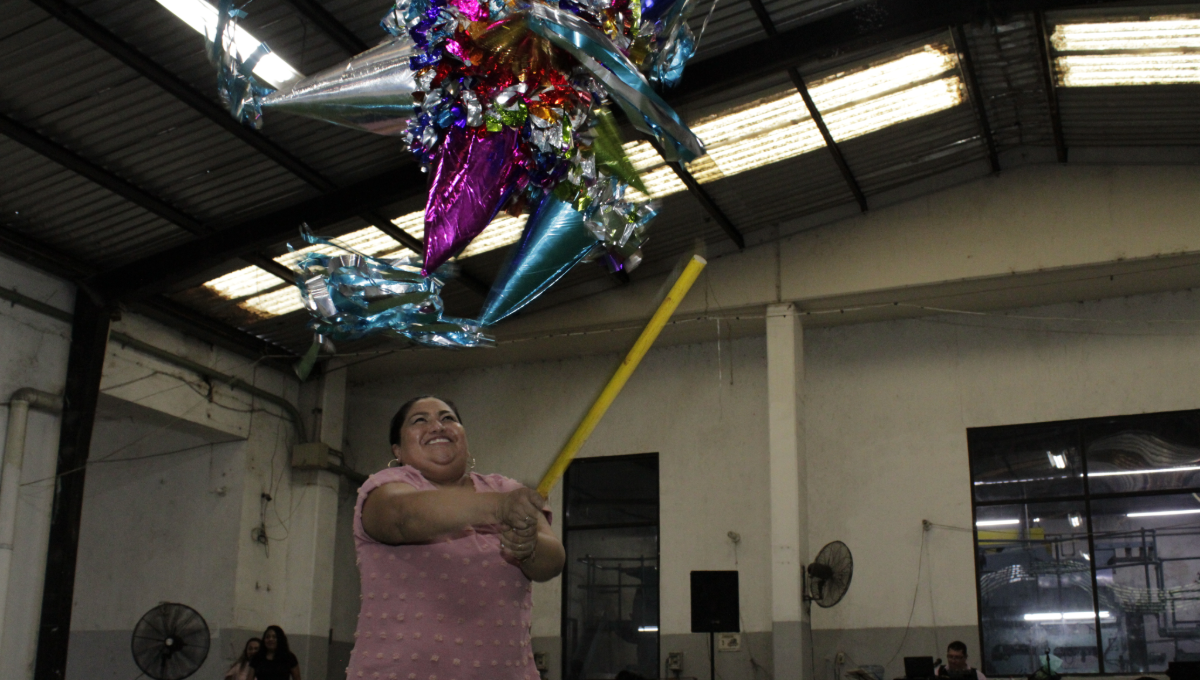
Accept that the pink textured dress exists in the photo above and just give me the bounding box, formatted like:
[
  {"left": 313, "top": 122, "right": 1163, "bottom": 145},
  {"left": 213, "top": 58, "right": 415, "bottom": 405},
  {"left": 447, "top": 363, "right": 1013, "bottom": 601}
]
[{"left": 345, "top": 465, "right": 549, "bottom": 680}]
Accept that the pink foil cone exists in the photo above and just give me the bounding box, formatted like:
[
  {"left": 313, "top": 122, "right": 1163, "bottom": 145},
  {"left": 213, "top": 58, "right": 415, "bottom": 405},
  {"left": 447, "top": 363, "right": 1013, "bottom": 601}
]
[{"left": 422, "top": 126, "right": 527, "bottom": 275}]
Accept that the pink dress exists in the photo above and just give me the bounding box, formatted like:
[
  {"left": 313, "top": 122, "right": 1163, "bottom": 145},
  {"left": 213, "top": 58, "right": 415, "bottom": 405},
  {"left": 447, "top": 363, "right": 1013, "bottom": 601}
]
[{"left": 345, "top": 466, "right": 549, "bottom": 680}]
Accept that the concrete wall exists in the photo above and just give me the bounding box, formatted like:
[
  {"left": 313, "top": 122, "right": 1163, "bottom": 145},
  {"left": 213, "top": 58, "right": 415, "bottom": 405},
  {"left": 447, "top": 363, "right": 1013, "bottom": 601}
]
[
  {"left": 0, "top": 254, "right": 73, "bottom": 680},
  {"left": 44, "top": 309, "right": 352, "bottom": 680},
  {"left": 343, "top": 288, "right": 1200, "bottom": 680}
]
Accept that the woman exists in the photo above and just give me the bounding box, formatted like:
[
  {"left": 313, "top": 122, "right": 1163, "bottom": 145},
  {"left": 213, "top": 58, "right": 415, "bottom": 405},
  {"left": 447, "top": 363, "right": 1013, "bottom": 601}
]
[
  {"left": 250, "top": 626, "right": 300, "bottom": 680},
  {"left": 224, "top": 638, "right": 261, "bottom": 680},
  {"left": 347, "top": 396, "right": 566, "bottom": 680}
]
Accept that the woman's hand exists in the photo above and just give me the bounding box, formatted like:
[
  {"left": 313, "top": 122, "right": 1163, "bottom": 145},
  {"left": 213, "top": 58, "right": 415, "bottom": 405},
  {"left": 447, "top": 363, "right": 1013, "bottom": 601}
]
[
  {"left": 500, "top": 523, "right": 538, "bottom": 562},
  {"left": 495, "top": 487, "right": 544, "bottom": 532}
]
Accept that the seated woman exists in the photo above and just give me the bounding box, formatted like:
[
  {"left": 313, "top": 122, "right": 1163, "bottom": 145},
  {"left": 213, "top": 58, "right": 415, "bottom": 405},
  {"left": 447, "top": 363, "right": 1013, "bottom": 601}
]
[{"left": 346, "top": 395, "right": 566, "bottom": 680}]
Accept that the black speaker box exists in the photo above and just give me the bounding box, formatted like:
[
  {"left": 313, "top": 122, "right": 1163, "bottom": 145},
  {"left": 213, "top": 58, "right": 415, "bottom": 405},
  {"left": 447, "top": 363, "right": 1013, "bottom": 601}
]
[{"left": 690, "top": 570, "right": 740, "bottom": 633}]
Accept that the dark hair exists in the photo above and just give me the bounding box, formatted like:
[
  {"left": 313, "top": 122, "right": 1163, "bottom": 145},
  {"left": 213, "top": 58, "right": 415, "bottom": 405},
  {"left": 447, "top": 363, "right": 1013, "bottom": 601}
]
[
  {"left": 389, "top": 395, "right": 462, "bottom": 446},
  {"left": 255, "top": 626, "right": 291, "bottom": 661},
  {"left": 236, "top": 637, "right": 262, "bottom": 665},
  {"left": 947, "top": 641, "right": 968, "bottom": 656}
]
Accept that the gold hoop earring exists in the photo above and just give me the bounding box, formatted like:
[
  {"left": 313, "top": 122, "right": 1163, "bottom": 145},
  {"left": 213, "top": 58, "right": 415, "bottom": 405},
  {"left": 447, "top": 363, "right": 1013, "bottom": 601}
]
[
  {"left": 468, "top": 455, "right": 476, "bottom": 471},
  {"left": 388, "top": 458, "right": 401, "bottom": 468}
]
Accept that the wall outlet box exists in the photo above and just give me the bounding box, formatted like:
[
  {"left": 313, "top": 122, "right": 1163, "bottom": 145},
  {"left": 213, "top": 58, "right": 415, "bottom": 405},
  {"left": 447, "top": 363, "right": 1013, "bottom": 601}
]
[
  {"left": 666, "top": 652, "right": 684, "bottom": 671},
  {"left": 717, "top": 633, "right": 742, "bottom": 652},
  {"left": 533, "top": 652, "right": 547, "bottom": 671}
]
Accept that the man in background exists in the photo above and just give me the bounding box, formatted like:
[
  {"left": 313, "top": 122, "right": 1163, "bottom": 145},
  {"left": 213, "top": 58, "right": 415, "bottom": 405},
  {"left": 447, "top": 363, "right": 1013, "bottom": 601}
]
[{"left": 935, "top": 641, "right": 987, "bottom": 680}]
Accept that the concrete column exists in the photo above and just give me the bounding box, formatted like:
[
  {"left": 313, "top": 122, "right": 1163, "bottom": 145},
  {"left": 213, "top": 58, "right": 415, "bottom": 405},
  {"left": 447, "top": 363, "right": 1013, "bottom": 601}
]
[
  {"left": 284, "top": 366, "right": 347, "bottom": 680},
  {"left": 766, "top": 303, "right": 808, "bottom": 680}
]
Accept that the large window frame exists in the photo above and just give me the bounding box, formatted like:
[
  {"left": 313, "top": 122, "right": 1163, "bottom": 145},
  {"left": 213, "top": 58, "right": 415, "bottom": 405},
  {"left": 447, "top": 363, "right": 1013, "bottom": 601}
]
[
  {"left": 968, "top": 409, "right": 1200, "bottom": 676},
  {"left": 561, "top": 453, "right": 660, "bottom": 680}
]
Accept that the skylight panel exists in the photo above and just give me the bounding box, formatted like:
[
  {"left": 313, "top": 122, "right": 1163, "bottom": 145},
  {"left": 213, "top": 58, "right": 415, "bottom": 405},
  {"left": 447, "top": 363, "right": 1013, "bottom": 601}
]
[
  {"left": 626, "top": 43, "right": 962, "bottom": 188},
  {"left": 155, "top": 0, "right": 302, "bottom": 88},
  {"left": 822, "top": 77, "right": 965, "bottom": 141},
  {"left": 808, "top": 46, "right": 958, "bottom": 112},
  {"left": 203, "top": 212, "right": 532, "bottom": 319},
  {"left": 1051, "top": 17, "right": 1200, "bottom": 86},
  {"left": 204, "top": 263, "right": 291, "bottom": 302}
]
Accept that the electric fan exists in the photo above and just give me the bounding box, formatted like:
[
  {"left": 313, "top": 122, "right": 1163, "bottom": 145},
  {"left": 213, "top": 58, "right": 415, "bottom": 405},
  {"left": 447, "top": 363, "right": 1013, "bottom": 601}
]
[
  {"left": 130, "top": 603, "right": 211, "bottom": 680},
  {"left": 805, "top": 540, "right": 853, "bottom": 608}
]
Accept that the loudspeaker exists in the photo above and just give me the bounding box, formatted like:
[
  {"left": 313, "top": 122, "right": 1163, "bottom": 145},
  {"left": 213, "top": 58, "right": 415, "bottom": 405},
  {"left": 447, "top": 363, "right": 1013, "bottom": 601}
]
[{"left": 690, "top": 571, "right": 740, "bottom": 633}]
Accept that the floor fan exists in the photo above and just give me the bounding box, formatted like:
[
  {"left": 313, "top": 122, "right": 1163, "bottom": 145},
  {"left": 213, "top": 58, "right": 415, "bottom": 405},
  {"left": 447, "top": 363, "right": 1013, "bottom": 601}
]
[{"left": 130, "top": 602, "right": 211, "bottom": 680}]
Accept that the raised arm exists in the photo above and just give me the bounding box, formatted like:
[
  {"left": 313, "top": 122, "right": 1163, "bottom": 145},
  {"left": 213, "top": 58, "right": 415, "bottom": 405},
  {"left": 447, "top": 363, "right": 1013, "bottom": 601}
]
[{"left": 361, "top": 482, "right": 545, "bottom": 545}]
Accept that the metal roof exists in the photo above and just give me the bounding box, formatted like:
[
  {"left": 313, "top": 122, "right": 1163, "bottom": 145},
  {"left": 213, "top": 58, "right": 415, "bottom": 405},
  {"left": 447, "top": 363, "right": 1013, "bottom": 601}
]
[{"left": 2, "top": 0, "right": 1198, "bottom": 361}]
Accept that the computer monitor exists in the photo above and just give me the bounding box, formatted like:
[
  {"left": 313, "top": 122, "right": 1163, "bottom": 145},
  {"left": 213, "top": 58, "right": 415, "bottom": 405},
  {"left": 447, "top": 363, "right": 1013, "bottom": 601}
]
[{"left": 904, "top": 657, "right": 935, "bottom": 679}]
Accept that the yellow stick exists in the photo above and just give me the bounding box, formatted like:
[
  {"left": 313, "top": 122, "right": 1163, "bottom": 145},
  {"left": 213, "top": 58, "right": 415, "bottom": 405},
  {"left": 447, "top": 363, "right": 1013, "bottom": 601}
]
[{"left": 537, "top": 254, "right": 708, "bottom": 497}]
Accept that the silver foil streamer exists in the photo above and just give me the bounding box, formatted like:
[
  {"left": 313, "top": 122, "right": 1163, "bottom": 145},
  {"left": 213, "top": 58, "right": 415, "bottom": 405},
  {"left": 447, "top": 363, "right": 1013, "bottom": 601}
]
[{"left": 262, "top": 36, "right": 420, "bottom": 136}]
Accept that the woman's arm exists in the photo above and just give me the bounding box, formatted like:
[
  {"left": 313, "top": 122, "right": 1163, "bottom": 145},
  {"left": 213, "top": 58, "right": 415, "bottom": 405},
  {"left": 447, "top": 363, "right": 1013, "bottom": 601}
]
[
  {"left": 290, "top": 661, "right": 301, "bottom": 680},
  {"left": 362, "top": 482, "right": 545, "bottom": 545}
]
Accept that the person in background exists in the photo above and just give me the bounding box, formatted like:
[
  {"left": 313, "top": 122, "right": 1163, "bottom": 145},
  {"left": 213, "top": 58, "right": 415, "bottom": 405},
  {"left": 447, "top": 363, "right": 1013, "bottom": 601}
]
[
  {"left": 224, "top": 638, "right": 261, "bottom": 680},
  {"left": 935, "top": 641, "right": 986, "bottom": 680},
  {"left": 251, "top": 626, "right": 300, "bottom": 680}
]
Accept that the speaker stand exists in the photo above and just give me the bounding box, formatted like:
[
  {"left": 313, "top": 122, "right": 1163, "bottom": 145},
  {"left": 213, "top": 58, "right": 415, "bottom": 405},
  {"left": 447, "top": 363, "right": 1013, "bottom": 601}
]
[{"left": 700, "top": 628, "right": 710, "bottom": 680}]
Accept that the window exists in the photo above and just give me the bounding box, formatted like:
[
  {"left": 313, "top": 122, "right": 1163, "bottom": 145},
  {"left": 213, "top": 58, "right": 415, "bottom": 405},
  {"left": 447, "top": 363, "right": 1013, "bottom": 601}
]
[
  {"left": 969, "top": 410, "right": 1200, "bottom": 676},
  {"left": 561, "top": 454, "right": 659, "bottom": 680}
]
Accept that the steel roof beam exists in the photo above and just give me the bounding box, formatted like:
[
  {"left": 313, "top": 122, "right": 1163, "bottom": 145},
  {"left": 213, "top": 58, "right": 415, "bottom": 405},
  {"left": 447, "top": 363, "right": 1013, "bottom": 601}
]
[
  {"left": 0, "top": 223, "right": 96, "bottom": 279},
  {"left": 1035, "top": 10, "right": 1069, "bottom": 163},
  {"left": 744, "top": 0, "right": 868, "bottom": 213},
  {"left": 282, "top": 0, "right": 369, "bottom": 54},
  {"left": 953, "top": 24, "right": 1001, "bottom": 173},
  {"left": 650, "top": 140, "right": 744, "bottom": 250},
  {"left": 0, "top": 223, "right": 300, "bottom": 362},
  {"left": 26, "top": 0, "right": 439, "bottom": 268},
  {"left": 0, "top": 111, "right": 302, "bottom": 285},
  {"left": 673, "top": 0, "right": 1128, "bottom": 107},
  {"left": 91, "top": 165, "right": 426, "bottom": 300}
]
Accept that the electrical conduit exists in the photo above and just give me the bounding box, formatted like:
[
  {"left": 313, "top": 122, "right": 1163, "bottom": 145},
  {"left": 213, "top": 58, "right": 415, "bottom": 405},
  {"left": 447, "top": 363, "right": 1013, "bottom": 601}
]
[{"left": 0, "top": 388, "right": 62, "bottom": 648}]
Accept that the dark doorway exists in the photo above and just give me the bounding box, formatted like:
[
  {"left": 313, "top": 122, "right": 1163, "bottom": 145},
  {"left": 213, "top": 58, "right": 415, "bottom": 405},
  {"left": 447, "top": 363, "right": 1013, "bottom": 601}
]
[{"left": 562, "top": 453, "right": 660, "bottom": 680}]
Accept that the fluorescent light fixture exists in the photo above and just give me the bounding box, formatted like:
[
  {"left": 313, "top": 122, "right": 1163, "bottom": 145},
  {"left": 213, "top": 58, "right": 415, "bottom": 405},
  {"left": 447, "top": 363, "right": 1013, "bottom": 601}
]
[
  {"left": 637, "top": 626, "right": 659, "bottom": 633},
  {"left": 1051, "top": 17, "right": 1200, "bottom": 87},
  {"left": 1047, "top": 451, "right": 1068, "bottom": 469},
  {"left": 1127, "top": 508, "right": 1200, "bottom": 518},
  {"left": 627, "top": 44, "right": 964, "bottom": 198},
  {"left": 1068, "top": 513, "right": 1083, "bottom": 528},
  {"left": 1081, "top": 552, "right": 1090, "bottom": 561},
  {"left": 1024, "top": 611, "right": 1110, "bottom": 622},
  {"left": 155, "top": 0, "right": 302, "bottom": 88},
  {"left": 1032, "top": 518, "right": 1041, "bottom": 523},
  {"left": 976, "top": 519, "right": 1020, "bottom": 527},
  {"left": 1089, "top": 465, "right": 1200, "bottom": 477}
]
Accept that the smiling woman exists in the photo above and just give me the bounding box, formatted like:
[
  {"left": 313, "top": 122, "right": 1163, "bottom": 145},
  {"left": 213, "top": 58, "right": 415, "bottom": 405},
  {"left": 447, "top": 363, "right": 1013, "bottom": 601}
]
[{"left": 348, "top": 396, "right": 566, "bottom": 680}]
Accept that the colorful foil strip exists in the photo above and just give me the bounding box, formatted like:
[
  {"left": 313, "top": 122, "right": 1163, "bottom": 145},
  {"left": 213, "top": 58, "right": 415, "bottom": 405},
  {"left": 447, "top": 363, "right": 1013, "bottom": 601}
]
[{"left": 291, "top": 229, "right": 491, "bottom": 375}]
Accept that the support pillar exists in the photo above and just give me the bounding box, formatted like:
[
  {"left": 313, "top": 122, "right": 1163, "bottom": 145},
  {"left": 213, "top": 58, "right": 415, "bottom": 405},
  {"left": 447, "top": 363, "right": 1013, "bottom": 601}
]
[
  {"left": 33, "top": 294, "right": 110, "bottom": 680},
  {"left": 766, "top": 303, "right": 808, "bottom": 680},
  {"left": 285, "top": 364, "right": 347, "bottom": 680}
]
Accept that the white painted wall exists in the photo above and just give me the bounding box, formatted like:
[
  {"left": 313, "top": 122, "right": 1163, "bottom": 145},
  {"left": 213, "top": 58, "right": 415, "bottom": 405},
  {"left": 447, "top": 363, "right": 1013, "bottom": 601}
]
[
  {"left": 0, "top": 254, "right": 73, "bottom": 680},
  {"left": 343, "top": 287, "right": 1200, "bottom": 678}
]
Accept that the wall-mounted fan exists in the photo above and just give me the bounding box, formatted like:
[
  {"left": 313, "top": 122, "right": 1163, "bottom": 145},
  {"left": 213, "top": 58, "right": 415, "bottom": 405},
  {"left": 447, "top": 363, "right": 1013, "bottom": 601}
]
[
  {"left": 131, "top": 603, "right": 210, "bottom": 680},
  {"left": 805, "top": 540, "right": 853, "bottom": 608}
]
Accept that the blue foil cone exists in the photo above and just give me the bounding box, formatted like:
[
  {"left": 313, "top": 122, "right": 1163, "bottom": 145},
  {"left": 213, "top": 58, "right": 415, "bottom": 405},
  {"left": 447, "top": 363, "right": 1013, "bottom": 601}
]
[{"left": 477, "top": 196, "right": 599, "bottom": 326}]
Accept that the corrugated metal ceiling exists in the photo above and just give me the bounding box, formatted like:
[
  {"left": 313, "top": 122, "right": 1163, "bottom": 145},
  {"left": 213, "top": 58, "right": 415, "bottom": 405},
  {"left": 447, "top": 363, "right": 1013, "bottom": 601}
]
[{"left": 2, "top": 0, "right": 1198, "bottom": 358}]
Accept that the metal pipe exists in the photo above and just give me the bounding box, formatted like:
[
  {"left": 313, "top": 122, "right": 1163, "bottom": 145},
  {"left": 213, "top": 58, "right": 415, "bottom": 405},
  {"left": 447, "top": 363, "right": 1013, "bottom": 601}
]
[
  {"left": 0, "top": 388, "right": 62, "bottom": 670},
  {"left": 107, "top": 331, "right": 307, "bottom": 444}
]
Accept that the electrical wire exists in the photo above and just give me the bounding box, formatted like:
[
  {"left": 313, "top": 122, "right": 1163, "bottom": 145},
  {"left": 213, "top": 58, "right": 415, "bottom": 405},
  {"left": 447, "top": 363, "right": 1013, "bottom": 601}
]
[{"left": 886, "top": 527, "right": 928, "bottom": 669}]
